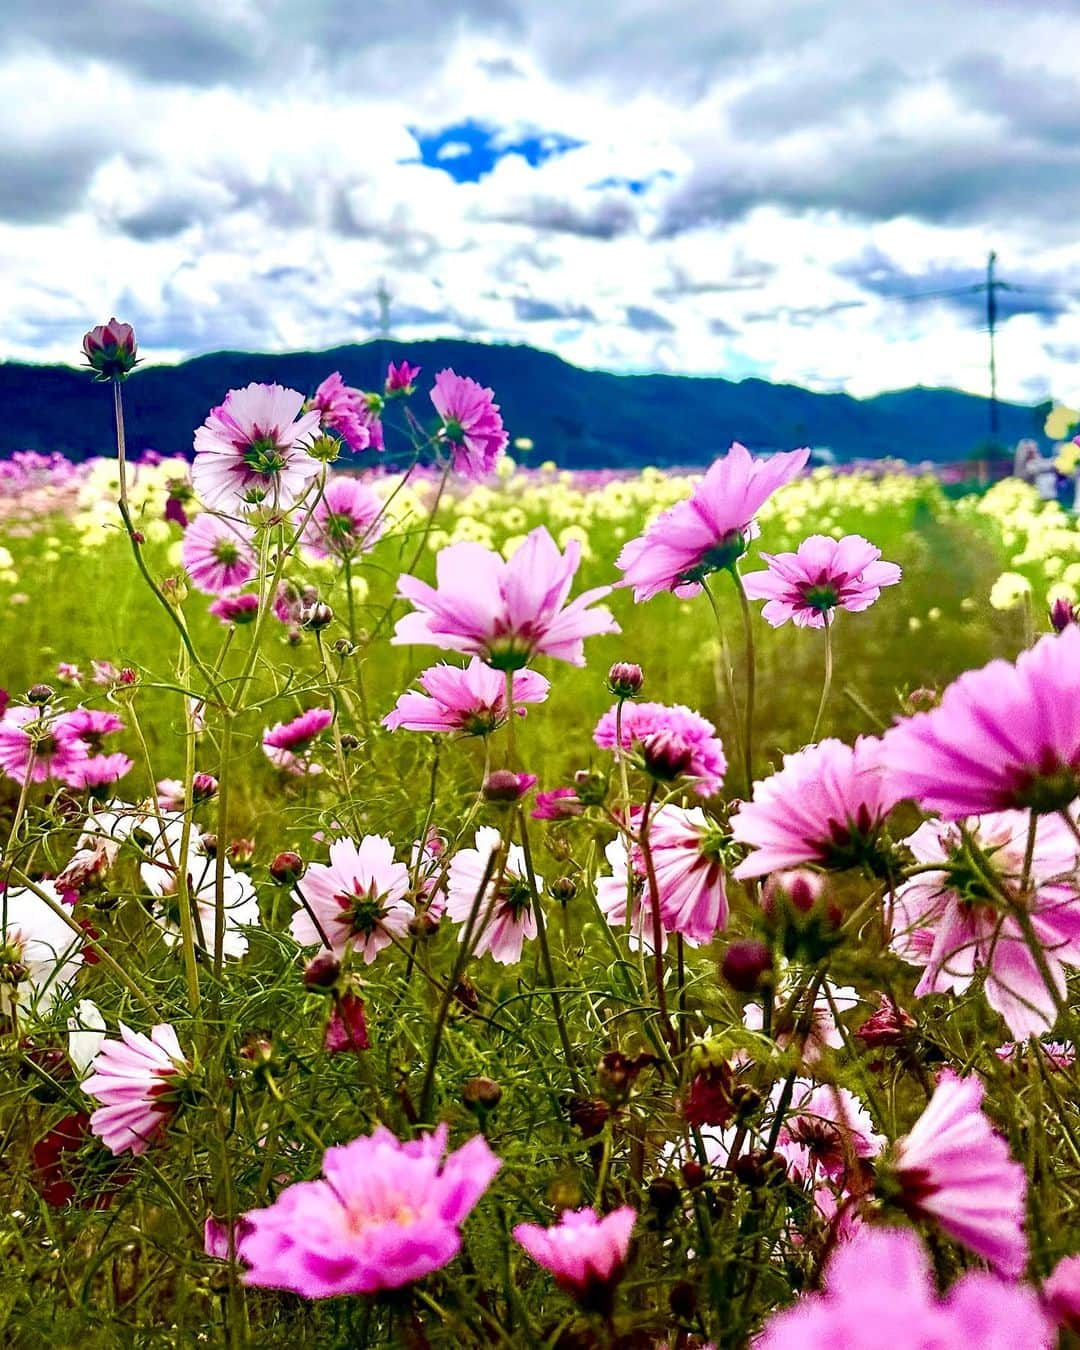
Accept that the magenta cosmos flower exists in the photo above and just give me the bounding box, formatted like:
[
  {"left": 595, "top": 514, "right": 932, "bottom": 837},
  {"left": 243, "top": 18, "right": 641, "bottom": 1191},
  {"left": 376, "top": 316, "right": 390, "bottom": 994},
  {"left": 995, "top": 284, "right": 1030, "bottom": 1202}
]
[
  {"left": 742, "top": 534, "right": 902, "bottom": 628},
  {"left": 385, "top": 359, "right": 421, "bottom": 395},
  {"left": 393, "top": 527, "right": 618, "bottom": 670},
  {"left": 430, "top": 368, "right": 508, "bottom": 479},
  {"left": 882, "top": 626, "right": 1080, "bottom": 818},
  {"left": 291, "top": 835, "right": 413, "bottom": 963},
  {"left": 757, "top": 1225, "right": 1051, "bottom": 1349},
  {"left": 594, "top": 700, "right": 727, "bottom": 797},
  {"left": 383, "top": 658, "right": 549, "bottom": 735},
  {"left": 262, "top": 707, "right": 333, "bottom": 776},
  {"left": 891, "top": 810, "right": 1080, "bottom": 1039},
  {"left": 301, "top": 475, "right": 383, "bottom": 560},
  {"left": 616, "top": 442, "right": 810, "bottom": 602},
  {"left": 639, "top": 804, "right": 730, "bottom": 943},
  {"left": 774, "top": 1080, "right": 884, "bottom": 1185},
  {"left": 82, "top": 1023, "right": 191, "bottom": 1156},
  {"left": 513, "top": 1207, "right": 636, "bottom": 1310},
  {"left": 0, "top": 704, "right": 91, "bottom": 785},
  {"left": 209, "top": 592, "right": 259, "bottom": 625},
  {"left": 731, "top": 736, "right": 898, "bottom": 879},
  {"left": 445, "top": 827, "right": 539, "bottom": 964},
  {"left": 310, "top": 372, "right": 373, "bottom": 453},
  {"left": 192, "top": 383, "right": 322, "bottom": 513},
  {"left": 888, "top": 1071, "right": 1028, "bottom": 1276},
  {"left": 181, "top": 513, "right": 257, "bottom": 594},
  {"left": 239, "top": 1123, "right": 500, "bottom": 1297}
]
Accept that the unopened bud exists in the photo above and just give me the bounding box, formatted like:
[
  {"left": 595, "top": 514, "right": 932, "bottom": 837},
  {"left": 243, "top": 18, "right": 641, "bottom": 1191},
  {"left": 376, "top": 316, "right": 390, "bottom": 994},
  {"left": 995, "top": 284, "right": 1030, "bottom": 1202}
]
[
  {"left": 669, "top": 1281, "right": 698, "bottom": 1320},
  {"left": 303, "top": 951, "right": 341, "bottom": 989},
  {"left": 269, "top": 851, "right": 305, "bottom": 885},
  {"left": 308, "top": 433, "right": 342, "bottom": 463},
  {"left": 571, "top": 769, "right": 608, "bottom": 807},
  {"left": 227, "top": 838, "right": 254, "bottom": 867},
  {"left": 160, "top": 575, "right": 188, "bottom": 607},
  {"left": 648, "top": 1176, "right": 680, "bottom": 1223},
  {"left": 549, "top": 875, "right": 577, "bottom": 903},
  {"left": 340, "top": 733, "right": 360, "bottom": 751},
  {"left": 81, "top": 318, "right": 138, "bottom": 381},
  {"left": 301, "top": 602, "right": 334, "bottom": 631},
  {"left": 26, "top": 684, "right": 53, "bottom": 705},
  {"left": 482, "top": 770, "right": 537, "bottom": 804},
  {"left": 681, "top": 1159, "right": 707, "bottom": 1189},
  {"left": 1050, "top": 597, "right": 1078, "bottom": 633},
  {"left": 201, "top": 834, "right": 219, "bottom": 857},
  {"left": 462, "top": 1076, "right": 502, "bottom": 1111},
  {"left": 856, "top": 993, "right": 917, "bottom": 1049},
  {"left": 903, "top": 686, "right": 939, "bottom": 714},
  {"left": 721, "top": 939, "right": 774, "bottom": 994},
  {"left": 606, "top": 661, "right": 644, "bottom": 698},
  {"left": 762, "top": 868, "right": 826, "bottom": 919},
  {"left": 192, "top": 772, "right": 218, "bottom": 802}
]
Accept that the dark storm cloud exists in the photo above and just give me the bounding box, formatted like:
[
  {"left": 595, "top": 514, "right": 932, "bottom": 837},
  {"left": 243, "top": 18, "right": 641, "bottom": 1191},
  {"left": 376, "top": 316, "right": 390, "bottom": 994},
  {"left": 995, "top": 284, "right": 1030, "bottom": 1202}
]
[
  {"left": 727, "top": 62, "right": 909, "bottom": 140},
  {"left": 0, "top": 144, "right": 106, "bottom": 222},
  {"left": 947, "top": 52, "right": 1080, "bottom": 144}
]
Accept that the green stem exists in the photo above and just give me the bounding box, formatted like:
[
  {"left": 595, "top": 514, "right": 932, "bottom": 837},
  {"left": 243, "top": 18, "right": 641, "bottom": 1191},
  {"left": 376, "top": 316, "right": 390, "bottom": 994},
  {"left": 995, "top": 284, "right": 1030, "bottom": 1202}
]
[
  {"left": 730, "top": 565, "right": 757, "bottom": 792},
  {"left": 637, "top": 782, "right": 677, "bottom": 1052},
  {"left": 809, "top": 611, "right": 834, "bottom": 743}
]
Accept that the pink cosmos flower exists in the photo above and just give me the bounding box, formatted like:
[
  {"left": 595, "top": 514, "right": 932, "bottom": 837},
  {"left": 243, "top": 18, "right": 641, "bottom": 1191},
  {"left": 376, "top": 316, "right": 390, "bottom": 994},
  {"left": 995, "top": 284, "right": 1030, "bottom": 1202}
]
[
  {"left": 82, "top": 1023, "right": 190, "bottom": 1156},
  {"left": 0, "top": 704, "right": 91, "bottom": 785},
  {"left": 291, "top": 835, "right": 413, "bottom": 963},
  {"left": 532, "top": 786, "right": 585, "bottom": 820},
  {"left": 204, "top": 1215, "right": 255, "bottom": 1263},
  {"left": 891, "top": 810, "right": 1080, "bottom": 1039},
  {"left": 239, "top": 1123, "right": 500, "bottom": 1297},
  {"left": 881, "top": 626, "right": 1080, "bottom": 818},
  {"left": 774, "top": 1080, "right": 884, "bottom": 1184},
  {"left": 744, "top": 982, "right": 859, "bottom": 1064},
  {"left": 411, "top": 828, "right": 448, "bottom": 921},
  {"left": 889, "top": 1071, "right": 1028, "bottom": 1276},
  {"left": 730, "top": 736, "right": 898, "bottom": 879},
  {"left": 430, "top": 368, "right": 508, "bottom": 479},
  {"left": 593, "top": 701, "right": 726, "bottom": 796},
  {"left": 192, "top": 383, "right": 322, "bottom": 513},
  {"left": 309, "top": 372, "right": 373, "bottom": 453},
  {"left": 445, "top": 826, "right": 539, "bottom": 965},
  {"left": 616, "top": 442, "right": 810, "bottom": 602},
  {"left": 301, "top": 475, "right": 383, "bottom": 560},
  {"left": 385, "top": 359, "right": 421, "bottom": 395},
  {"left": 996, "top": 1039, "right": 1074, "bottom": 1070},
  {"left": 393, "top": 527, "right": 618, "bottom": 670},
  {"left": 181, "top": 514, "right": 257, "bottom": 594},
  {"left": 595, "top": 835, "right": 658, "bottom": 951},
  {"left": 0, "top": 881, "right": 85, "bottom": 1014},
  {"left": 262, "top": 708, "right": 333, "bottom": 776},
  {"left": 64, "top": 752, "right": 133, "bottom": 790},
  {"left": 209, "top": 592, "right": 260, "bottom": 625},
  {"left": 742, "top": 534, "right": 902, "bottom": 628},
  {"left": 383, "top": 658, "right": 550, "bottom": 735},
  {"left": 513, "top": 1207, "right": 636, "bottom": 1309},
  {"left": 638, "top": 804, "right": 730, "bottom": 943},
  {"left": 756, "top": 1225, "right": 1051, "bottom": 1349},
  {"left": 56, "top": 662, "right": 83, "bottom": 685},
  {"left": 1043, "top": 1254, "right": 1080, "bottom": 1333}
]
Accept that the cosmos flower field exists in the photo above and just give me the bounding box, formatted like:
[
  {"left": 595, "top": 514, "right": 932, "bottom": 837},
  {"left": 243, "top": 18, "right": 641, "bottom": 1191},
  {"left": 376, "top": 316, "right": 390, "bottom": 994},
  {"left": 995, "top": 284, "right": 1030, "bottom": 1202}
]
[{"left": 2, "top": 323, "right": 1080, "bottom": 1348}]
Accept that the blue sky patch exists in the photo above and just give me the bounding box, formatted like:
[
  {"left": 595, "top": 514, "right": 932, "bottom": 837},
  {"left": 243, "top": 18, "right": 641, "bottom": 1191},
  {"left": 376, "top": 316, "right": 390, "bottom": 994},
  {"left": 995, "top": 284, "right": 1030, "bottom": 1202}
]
[{"left": 406, "top": 119, "right": 585, "bottom": 183}]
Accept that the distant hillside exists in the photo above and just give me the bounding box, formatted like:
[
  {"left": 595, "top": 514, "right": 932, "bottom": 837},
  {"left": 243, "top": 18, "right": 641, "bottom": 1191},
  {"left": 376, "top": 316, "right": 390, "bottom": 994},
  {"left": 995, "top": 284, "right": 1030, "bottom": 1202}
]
[{"left": 0, "top": 339, "right": 1046, "bottom": 466}]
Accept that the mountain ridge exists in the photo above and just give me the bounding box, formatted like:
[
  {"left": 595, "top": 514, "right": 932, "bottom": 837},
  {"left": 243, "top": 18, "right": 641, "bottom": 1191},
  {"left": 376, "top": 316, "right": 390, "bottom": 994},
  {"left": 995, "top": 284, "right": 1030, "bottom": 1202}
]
[{"left": 0, "top": 338, "right": 1045, "bottom": 466}]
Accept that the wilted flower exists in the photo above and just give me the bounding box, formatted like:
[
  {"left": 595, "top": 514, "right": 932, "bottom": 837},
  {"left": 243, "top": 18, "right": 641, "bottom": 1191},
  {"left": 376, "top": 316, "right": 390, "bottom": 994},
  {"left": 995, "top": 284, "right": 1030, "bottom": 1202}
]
[
  {"left": 238, "top": 1123, "right": 499, "bottom": 1297},
  {"left": 394, "top": 527, "right": 618, "bottom": 669},
  {"left": 324, "top": 992, "right": 370, "bottom": 1053}
]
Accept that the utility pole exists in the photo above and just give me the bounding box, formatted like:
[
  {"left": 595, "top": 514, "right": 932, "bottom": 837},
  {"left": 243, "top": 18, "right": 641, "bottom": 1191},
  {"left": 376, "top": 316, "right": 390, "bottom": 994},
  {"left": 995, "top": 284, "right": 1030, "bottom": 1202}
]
[
  {"left": 987, "top": 251, "right": 999, "bottom": 442},
  {"left": 376, "top": 278, "right": 391, "bottom": 340}
]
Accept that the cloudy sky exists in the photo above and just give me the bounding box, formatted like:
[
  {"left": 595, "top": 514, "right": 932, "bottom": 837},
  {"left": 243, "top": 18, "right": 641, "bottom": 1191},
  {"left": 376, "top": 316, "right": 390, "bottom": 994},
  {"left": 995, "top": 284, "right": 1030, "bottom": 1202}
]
[{"left": 3, "top": 0, "right": 1080, "bottom": 402}]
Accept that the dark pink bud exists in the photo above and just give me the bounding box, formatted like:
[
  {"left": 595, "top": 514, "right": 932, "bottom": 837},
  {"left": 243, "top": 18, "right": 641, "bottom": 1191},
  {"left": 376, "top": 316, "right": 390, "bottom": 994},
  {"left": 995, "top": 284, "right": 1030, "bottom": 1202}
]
[
  {"left": 1050, "top": 598, "right": 1078, "bottom": 633},
  {"left": 82, "top": 318, "right": 138, "bottom": 381},
  {"left": 683, "top": 1063, "right": 735, "bottom": 1128},
  {"left": 856, "top": 994, "right": 917, "bottom": 1049},
  {"left": 721, "top": 939, "right": 773, "bottom": 994},
  {"left": 192, "top": 772, "right": 218, "bottom": 802},
  {"left": 269, "top": 850, "right": 305, "bottom": 885},
  {"left": 607, "top": 661, "right": 644, "bottom": 698},
  {"left": 324, "top": 992, "right": 369, "bottom": 1053},
  {"left": 483, "top": 770, "right": 538, "bottom": 803},
  {"left": 385, "top": 359, "right": 421, "bottom": 396},
  {"left": 762, "top": 868, "right": 826, "bottom": 918},
  {"left": 303, "top": 951, "right": 341, "bottom": 989}
]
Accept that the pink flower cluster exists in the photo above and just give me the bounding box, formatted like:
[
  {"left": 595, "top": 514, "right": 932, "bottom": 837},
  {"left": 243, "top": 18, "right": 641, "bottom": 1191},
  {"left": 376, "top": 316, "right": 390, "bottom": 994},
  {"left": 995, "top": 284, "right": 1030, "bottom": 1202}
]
[
  {"left": 0, "top": 704, "right": 131, "bottom": 789},
  {"left": 594, "top": 701, "right": 727, "bottom": 796}
]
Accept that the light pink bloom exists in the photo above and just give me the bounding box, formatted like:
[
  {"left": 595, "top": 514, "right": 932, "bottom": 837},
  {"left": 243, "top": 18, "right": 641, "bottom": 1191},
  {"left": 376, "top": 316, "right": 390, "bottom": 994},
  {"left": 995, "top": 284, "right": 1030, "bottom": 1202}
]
[
  {"left": 744, "top": 982, "right": 859, "bottom": 1064},
  {"left": 593, "top": 701, "right": 726, "bottom": 796},
  {"left": 56, "top": 662, "right": 83, "bottom": 685},
  {"left": 774, "top": 1080, "right": 884, "bottom": 1184},
  {"left": 262, "top": 708, "right": 333, "bottom": 776},
  {"left": 757, "top": 1225, "right": 1052, "bottom": 1349},
  {"left": 430, "top": 368, "right": 508, "bottom": 479},
  {"left": 310, "top": 372, "right": 373, "bottom": 453},
  {"left": 383, "top": 658, "right": 549, "bottom": 735},
  {"left": 638, "top": 804, "right": 729, "bottom": 942},
  {"left": 513, "top": 1207, "right": 636, "bottom": 1305},
  {"left": 301, "top": 475, "right": 383, "bottom": 560},
  {"left": 91, "top": 660, "right": 121, "bottom": 686},
  {"left": 385, "top": 359, "right": 421, "bottom": 395},
  {"left": 595, "top": 835, "right": 659, "bottom": 951},
  {"left": 1043, "top": 1253, "right": 1080, "bottom": 1333},
  {"left": 411, "top": 828, "right": 447, "bottom": 921},
  {"left": 890, "top": 1071, "right": 1028, "bottom": 1276},
  {"left": 0, "top": 705, "right": 90, "bottom": 785},
  {"left": 742, "top": 534, "right": 901, "bottom": 628},
  {"left": 192, "top": 383, "right": 322, "bottom": 513},
  {"left": 0, "top": 881, "right": 84, "bottom": 1015},
  {"left": 996, "top": 1039, "right": 1074, "bottom": 1070},
  {"left": 881, "top": 626, "right": 1080, "bottom": 818},
  {"left": 292, "top": 835, "right": 413, "bottom": 963},
  {"left": 204, "top": 1215, "right": 255, "bottom": 1263},
  {"left": 181, "top": 513, "right": 257, "bottom": 594},
  {"left": 82, "top": 1023, "right": 190, "bottom": 1156},
  {"left": 445, "top": 827, "right": 539, "bottom": 965},
  {"left": 239, "top": 1123, "right": 500, "bottom": 1297},
  {"left": 64, "top": 752, "right": 133, "bottom": 790},
  {"left": 393, "top": 527, "right": 618, "bottom": 670},
  {"left": 891, "top": 811, "right": 1080, "bottom": 1039},
  {"left": 731, "top": 736, "right": 898, "bottom": 879},
  {"left": 616, "top": 442, "right": 810, "bottom": 602}
]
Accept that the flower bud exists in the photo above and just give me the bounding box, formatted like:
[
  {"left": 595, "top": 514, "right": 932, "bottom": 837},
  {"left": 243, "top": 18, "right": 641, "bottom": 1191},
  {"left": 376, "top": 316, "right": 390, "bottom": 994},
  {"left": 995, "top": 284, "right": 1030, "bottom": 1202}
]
[
  {"left": 227, "top": 838, "right": 255, "bottom": 867},
  {"left": 160, "top": 575, "right": 188, "bottom": 607},
  {"left": 566, "top": 1095, "right": 609, "bottom": 1137},
  {"left": 681, "top": 1159, "right": 707, "bottom": 1189},
  {"left": 307, "top": 433, "right": 342, "bottom": 463},
  {"left": 549, "top": 875, "right": 577, "bottom": 904},
  {"left": 26, "top": 684, "right": 54, "bottom": 705},
  {"left": 340, "top": 733, "right": 360, "bottom": 752},
  {"left": 571, "top": 770, "right": 608, "bottom": 807},
  {"left": 303, "top": 951, "right": 341, "bottom": 989},
  {"left": 606, "top": 661, "right": 644, "bottom": 698},
  {"left": 331, "top": 637, "right": 357, "bottom": 657},
  {"left": 462, "top": 1075, "right": 502, "bottom": 1112},
  {"left": 762, "top": 868, "right": 826, "bottom": 917},
  {"left": 1050, "top": 597, "right": 1078, "bottom": 633},
  {"left": 300, "top": 601, "right": 334, "bottom": 631},
  {"left": 903, "top": 686, "right": 939, "bottom": 714},
  {"left": 201, "top": 834, "right": 219, "bottom": 857},
  {"left": 192, "top": 772, "right": 218, "bottom": 802},
  {"left": 683, "top": 1062, "right": 735, "bottom": 1128},
  {"left": 82, "top": 318, "right": 138, "bottom": 381},
  {"left": 721, "top": 939, "right": 774, "bottom": 994},
  {"left": 269, "top": 851, "right": 305, "bottom": 885},
  {"left": 640, "top": 729, "right": 693, "bottom": 782},
  {"left": 482, "top": 770, "right": 538, "bottom": 804},
  {"left": 648, "top": 1176, "right": 680, "bottom": 1223},
  {"left": 856, "top": 993, "right": 917, "bottom": 1049},
  {"left": 669, "top": 1281, "right": 698, "bottom": 1321}
]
